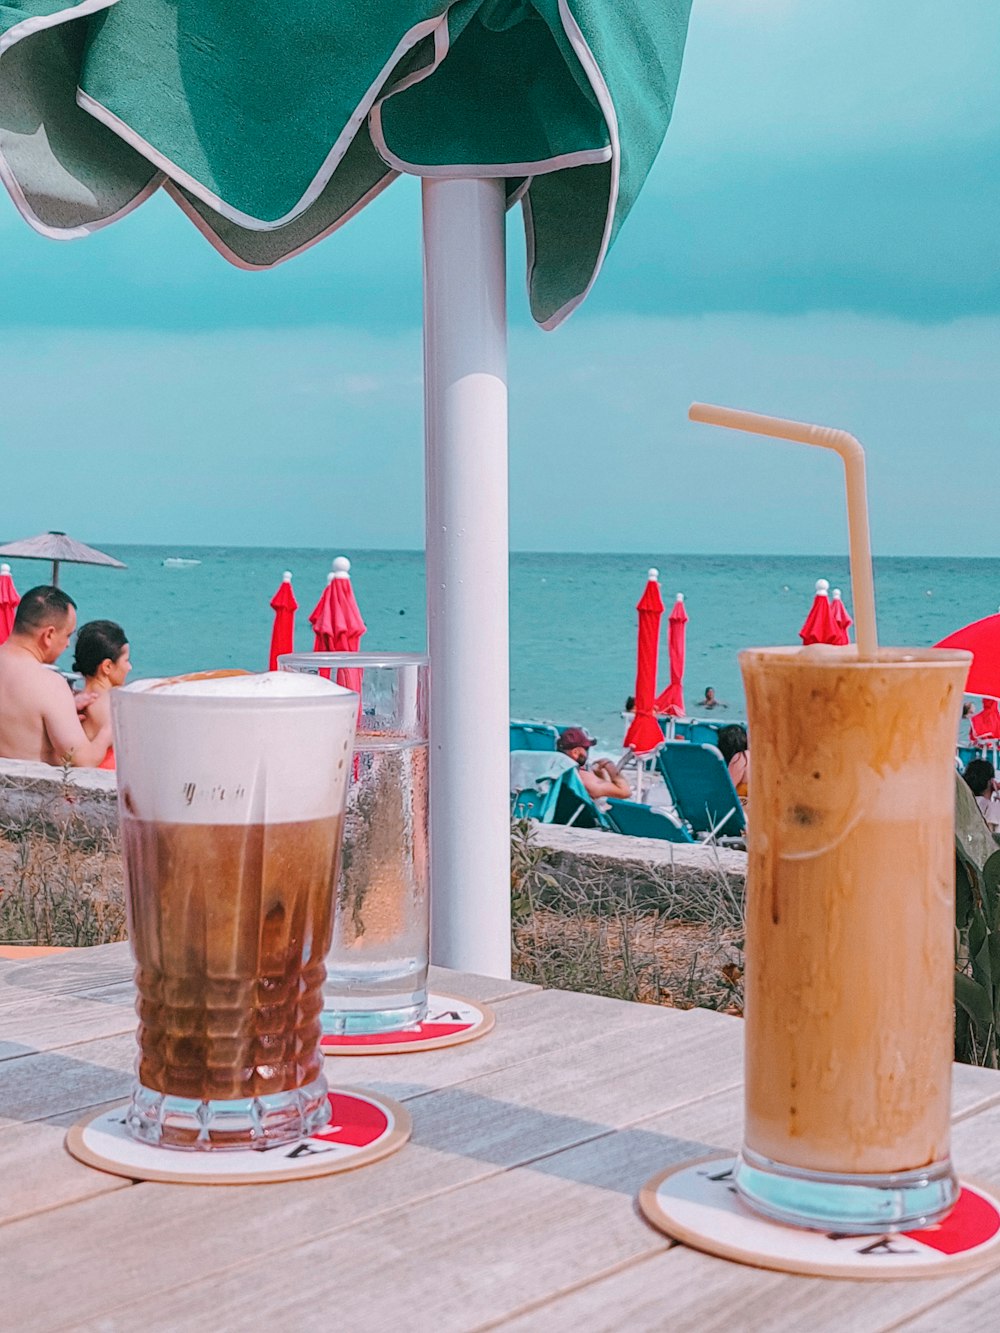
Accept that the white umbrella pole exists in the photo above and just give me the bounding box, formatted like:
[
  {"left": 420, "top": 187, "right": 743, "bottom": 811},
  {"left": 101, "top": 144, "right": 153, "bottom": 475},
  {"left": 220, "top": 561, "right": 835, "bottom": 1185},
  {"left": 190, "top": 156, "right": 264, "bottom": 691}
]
[{"left": 422, "top": 177, "right": 511, "bottom": 978}]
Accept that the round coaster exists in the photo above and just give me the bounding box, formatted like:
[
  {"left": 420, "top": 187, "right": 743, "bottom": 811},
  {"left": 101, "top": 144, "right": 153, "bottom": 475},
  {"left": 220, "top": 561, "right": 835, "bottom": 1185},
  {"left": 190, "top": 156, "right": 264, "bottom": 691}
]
[
  {"left": 321, "top": 994, "right": 494, "bottom": 1055},
  {"left": 65, "top": 1088, "right": 410, "bottom": 1185},
  {"left": 639, "top": 1154, "right": 1000, "bottom": 1279}
]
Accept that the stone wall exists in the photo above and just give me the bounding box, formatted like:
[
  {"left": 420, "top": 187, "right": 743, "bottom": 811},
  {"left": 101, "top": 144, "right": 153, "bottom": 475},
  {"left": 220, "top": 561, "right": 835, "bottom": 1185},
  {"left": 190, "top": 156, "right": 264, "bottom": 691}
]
[
  {"left": 519, "top": 823, "right": 746, "bottom": 920},
  {"left": 0, "top": 759, "right": 117, "bottom": 838},
  {"left": 0, "top": 760, "right": 747, "bottom": 926}
]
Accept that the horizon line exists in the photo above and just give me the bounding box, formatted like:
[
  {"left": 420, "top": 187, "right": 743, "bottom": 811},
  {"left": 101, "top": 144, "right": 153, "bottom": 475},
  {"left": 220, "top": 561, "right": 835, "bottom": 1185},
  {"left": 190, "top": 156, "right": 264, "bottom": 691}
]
[{"left": 4, "top": 542, "right": 990, "bottom": 563}]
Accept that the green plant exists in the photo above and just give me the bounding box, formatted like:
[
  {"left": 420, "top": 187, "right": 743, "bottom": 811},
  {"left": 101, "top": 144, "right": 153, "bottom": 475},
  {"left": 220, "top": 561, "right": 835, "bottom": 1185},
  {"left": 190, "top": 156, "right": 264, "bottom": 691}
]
[{"left": 954, "top": 784, "right": 1000, "bottom": 1067}]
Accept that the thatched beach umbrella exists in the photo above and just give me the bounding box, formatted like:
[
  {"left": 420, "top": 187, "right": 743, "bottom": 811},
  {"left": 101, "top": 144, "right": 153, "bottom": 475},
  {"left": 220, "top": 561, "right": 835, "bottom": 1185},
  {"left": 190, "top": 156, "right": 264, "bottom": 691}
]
[
  {"left": 0, "top": 2, "right": 693, "bottom": 976},
  {"left": 0, "top": 531, "right": 126, "bottom": 588}
]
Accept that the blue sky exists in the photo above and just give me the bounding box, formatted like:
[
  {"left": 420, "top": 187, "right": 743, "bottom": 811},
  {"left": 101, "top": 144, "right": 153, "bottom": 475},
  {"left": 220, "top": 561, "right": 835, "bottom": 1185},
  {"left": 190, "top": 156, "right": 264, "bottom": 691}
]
[{"left": 2, "top": 0, "right": 998, "bottom": 554}]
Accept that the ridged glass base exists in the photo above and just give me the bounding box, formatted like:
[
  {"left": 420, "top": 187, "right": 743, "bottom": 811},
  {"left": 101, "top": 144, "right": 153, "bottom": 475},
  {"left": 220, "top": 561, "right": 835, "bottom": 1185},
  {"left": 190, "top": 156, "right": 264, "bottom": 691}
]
[
  {"left": 126, "top": 1073, "right": 331, "bottom": 1151},
  {"left": 734, "top": 1146, "right": 960, "bottom": 1233},
  {"left": 322, "top": 994, "right": 428, "bottom": 1036}
]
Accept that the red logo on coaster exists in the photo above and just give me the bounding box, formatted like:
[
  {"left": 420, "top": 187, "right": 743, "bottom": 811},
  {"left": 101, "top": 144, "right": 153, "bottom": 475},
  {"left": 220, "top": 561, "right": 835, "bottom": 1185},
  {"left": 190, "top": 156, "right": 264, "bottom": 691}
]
[
  {"left": 312, "top": 1093, "right": 389, "bottom": 1148},
  {"left": 321, "top": 1001, "right": 482, "bottom": 1050},
  {"left": 903, "top": 1187, "right": 1000, "bottom": 1255},
  {"left": 331, "top": 1019, "right": 474, "bottom": 1048}
]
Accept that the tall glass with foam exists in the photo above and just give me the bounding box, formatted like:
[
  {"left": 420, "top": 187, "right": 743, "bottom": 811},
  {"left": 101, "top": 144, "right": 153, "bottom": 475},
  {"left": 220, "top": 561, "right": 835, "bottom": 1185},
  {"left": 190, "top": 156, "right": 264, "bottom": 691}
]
[
  {"left": 112, "top": 671, "right": 357, "bottom": 1150},
  {"left": 734, "top": 644, "right": 970, "bottom": 1231}
]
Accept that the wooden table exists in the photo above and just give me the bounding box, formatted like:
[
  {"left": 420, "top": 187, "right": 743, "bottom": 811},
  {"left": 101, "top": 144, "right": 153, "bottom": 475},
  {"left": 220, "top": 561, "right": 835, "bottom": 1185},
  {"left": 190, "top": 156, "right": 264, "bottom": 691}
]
[{"left": 3, "top": 943, "right": 1000, "bottom": 1332}]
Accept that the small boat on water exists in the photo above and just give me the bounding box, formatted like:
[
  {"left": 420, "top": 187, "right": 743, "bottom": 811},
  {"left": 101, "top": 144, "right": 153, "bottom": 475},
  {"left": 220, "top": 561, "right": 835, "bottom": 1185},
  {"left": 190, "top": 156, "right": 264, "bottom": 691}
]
[{"left": 162, "top": 557, "right": 201, "bottom": 568}]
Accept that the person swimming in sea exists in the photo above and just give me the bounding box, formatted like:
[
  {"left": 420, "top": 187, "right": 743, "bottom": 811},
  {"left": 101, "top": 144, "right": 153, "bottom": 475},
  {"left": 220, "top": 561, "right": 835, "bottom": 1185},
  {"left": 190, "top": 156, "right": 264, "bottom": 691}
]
[{"left": 695, "top": 686, "right": 727, "bottom": 711}]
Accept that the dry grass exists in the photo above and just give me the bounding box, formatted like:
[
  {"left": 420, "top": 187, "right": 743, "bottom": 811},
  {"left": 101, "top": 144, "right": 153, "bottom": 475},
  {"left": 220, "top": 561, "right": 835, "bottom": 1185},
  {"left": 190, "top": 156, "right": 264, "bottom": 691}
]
[
  {"left": 0, "top": 772, "right": 126, "bottom": 947},
  {"left": 510, "top": 820, "right": 745, "bottom": 1014},
  {"left": 0, "top": 793, "right": 747, "bottom": 1005}
]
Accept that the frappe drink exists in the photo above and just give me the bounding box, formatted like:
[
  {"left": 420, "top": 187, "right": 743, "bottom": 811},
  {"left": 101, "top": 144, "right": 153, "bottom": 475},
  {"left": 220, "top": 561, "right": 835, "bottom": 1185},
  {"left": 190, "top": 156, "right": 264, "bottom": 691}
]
[
  {"left": 112, "top": 671, "right": 357, "bottom": 1149},
  {"left": 735, "top": 645, "right": 970, "bottom": 1230}
]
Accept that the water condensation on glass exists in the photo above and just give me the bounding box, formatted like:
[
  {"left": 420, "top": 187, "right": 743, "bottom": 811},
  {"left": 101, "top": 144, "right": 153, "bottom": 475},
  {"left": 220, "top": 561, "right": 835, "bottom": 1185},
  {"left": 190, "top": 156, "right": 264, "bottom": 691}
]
[
  {"left": 329, "top": 734, "right": 429, "bottom": 1010},
  {"left": 277, "top": 651, "right": 430, "bottom": 1032}
]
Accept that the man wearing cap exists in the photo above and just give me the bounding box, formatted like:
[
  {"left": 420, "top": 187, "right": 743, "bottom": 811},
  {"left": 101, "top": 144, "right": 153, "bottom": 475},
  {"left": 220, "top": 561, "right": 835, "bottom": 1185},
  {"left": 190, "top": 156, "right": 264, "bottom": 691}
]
[{"left": 556, "top": 727, "right": 631, "bottom": 800}]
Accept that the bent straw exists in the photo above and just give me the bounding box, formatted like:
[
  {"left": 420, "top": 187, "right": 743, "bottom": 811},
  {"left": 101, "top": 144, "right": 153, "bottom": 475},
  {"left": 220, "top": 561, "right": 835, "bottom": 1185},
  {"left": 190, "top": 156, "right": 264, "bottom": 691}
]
[{"left": 688, "top": 403, "right": 878, "bottom": 659}]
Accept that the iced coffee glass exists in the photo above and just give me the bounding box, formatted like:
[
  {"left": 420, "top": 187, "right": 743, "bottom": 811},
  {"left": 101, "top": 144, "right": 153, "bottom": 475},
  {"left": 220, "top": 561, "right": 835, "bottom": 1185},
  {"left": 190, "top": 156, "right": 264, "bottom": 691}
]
[
  {"left": 112, "top": 672, "right": 357, "bottom": 1150},
  {"left": 279, "top": 653, "right": 430, "bottom": 1034},
  {"left": 735, "top": 645, "right": 970, "bottom": 1231}
]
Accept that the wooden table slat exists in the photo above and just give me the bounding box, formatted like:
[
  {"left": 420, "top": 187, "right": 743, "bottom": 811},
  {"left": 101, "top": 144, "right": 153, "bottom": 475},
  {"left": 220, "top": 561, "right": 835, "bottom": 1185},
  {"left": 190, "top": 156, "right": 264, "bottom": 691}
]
[{"left": 3, "top": 946, "right": 1000, "bottom": 1332}]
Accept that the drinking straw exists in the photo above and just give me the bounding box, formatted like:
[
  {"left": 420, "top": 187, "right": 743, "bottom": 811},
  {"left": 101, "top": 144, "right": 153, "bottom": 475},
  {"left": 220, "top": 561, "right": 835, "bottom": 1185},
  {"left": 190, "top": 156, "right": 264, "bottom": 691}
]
[{"left": 688, "top": 403, "right": 878, "bottom": 659}]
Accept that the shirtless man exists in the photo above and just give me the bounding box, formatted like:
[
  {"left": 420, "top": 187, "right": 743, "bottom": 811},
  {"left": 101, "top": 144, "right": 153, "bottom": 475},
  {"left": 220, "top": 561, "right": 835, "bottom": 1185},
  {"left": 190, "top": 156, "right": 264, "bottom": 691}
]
[
  {"left": 0, "top": 586, "right": 112, "bottom": 767},
  {"left": 556, "top": 727, "right": 631, "bottom": 800}
]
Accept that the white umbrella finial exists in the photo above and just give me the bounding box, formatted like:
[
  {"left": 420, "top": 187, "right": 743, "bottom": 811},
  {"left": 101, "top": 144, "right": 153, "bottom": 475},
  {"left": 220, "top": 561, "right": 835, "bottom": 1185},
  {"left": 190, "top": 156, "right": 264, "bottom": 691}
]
[
  {"left": 676, "top": 592, "right": 685, "bottom": 603},
  {"left": 647, "top": 567, "right": 659, "bottom": 581},
  {"left": 815, "top": 579, "right": 830, "bottom": 595},
  {"left": 832, "top": 587, "right": 842, "bottom": 600},
  {"left": 332, "top": 556, "right": 351, "bottom": 578},
  {"left": 281, "top": 570, "right": 292, "bottom": 582},
  {"left": 0, "top": 564, "right": 9, "bottom": 575}
]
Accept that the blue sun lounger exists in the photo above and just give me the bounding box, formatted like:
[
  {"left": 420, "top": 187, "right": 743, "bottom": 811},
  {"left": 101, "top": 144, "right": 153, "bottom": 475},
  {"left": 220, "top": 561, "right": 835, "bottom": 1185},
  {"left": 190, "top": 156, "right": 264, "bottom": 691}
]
[
  {"left": 656, "top": 741, "right": 746, "bottom": 841},
  {"left": 510, "top": 720, "right": 560, "bottom": 752},
  {"left": 688, "top": 721, "right": 724, "bottom": 747},
  {"left": 605, "top": 798, "right": 696, "bottom": 843},
  {"left": 510, "top": 751, "right": 612, "bottom": 830}
]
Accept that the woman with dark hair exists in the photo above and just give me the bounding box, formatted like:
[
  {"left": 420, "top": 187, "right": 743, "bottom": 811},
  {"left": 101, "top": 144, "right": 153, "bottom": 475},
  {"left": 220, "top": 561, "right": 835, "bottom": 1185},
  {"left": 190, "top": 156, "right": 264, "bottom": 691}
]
[
  {"left": 72, "top": 620, "right": 131, "bottom": 770},
  {"left": 716, "top": 723, "right": 749, "bottom": 802}
]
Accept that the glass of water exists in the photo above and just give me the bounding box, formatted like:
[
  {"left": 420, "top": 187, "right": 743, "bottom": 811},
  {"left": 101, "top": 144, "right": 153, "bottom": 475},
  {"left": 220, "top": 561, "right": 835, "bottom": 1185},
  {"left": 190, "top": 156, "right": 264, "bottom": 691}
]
[{"left": 279, "top": 652, "right": 429, "bottom": 1034}]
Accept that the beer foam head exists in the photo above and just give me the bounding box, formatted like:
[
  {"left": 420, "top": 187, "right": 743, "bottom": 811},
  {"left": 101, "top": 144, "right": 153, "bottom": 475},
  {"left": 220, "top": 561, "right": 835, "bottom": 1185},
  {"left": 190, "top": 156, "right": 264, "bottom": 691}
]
[
  {"left": 146, "top": 671, "right": 351, "bottom": 699},
  {"left": 113, "top": 671, "right": 357, "bottom": 825}
]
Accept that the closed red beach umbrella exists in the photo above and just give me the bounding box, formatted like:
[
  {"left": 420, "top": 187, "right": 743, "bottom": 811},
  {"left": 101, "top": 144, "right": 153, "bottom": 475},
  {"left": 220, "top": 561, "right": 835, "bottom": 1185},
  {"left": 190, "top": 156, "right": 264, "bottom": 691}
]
[
  {"left": 654, "top": 593, "right": 688, "bottom": 718},
  {"left": 311, "top": 556, "right": 367, "bottom": 693},
  {"left": 0, "top": 564, "right": 19, "bottom": 644},
  {"left": 624, "top": 569, "right": 666, "bottom": 755},
  {"left": 268, "top": 571, "right": 297, "bottom": 671},
  {"left": 799, "top": 578, "right": 839, "bottom": 646},
  {"left": 830, "top": 587, "right": 853, "bottom": 646},
  {"left": 935, "top": 614, "right": 1000, "bottom": 701},
  {"left": 310, "top": 573, "right": 336, "bottom": 653}
]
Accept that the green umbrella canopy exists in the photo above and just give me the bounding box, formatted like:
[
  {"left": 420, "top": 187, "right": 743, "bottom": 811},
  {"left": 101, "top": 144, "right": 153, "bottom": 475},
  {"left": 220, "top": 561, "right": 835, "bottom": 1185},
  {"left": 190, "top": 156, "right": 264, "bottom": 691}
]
[{"left": 0, "top": 0, "right": 692, "bottom": 327}]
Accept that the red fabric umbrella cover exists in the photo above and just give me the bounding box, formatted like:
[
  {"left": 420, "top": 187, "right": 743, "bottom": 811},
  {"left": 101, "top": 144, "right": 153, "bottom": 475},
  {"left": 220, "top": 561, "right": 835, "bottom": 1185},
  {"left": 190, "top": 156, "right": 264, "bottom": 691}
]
[
  {"left": 0, "top": 564, "right": 19, "bottom": 645},
  {"left": 970, "top": 700, "right": 1000, "bottom": 742},
  {"left": 268, "top": 572, "right": 298, "bottom": 671},
  {"left": 829, "top": 588, "right": 853, "bottom": 647},
  {"left": 799, "top": 580, "right": 839, "bottom": 646},
  {"left": 624, "top": 570, "right": 665, "bottom": 755},
  {"left": 935, "top": 614, "right": 1000, "bottom": 701},
  {"left": 654, "top": 593, "right": 688, "bottom": 717},
  {"left": 311, "top": 558, "right": 367, "bottom": 693},
  {"left": 310, "top": 576, "right": 336, "bottom": 654}
]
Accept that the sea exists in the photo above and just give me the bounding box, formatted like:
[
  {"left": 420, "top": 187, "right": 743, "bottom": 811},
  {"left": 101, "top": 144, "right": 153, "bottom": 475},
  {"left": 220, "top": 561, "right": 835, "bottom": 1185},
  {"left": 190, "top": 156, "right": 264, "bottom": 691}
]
[{"left": 6, "top": 546, "right": 997, "bottom": 749}]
